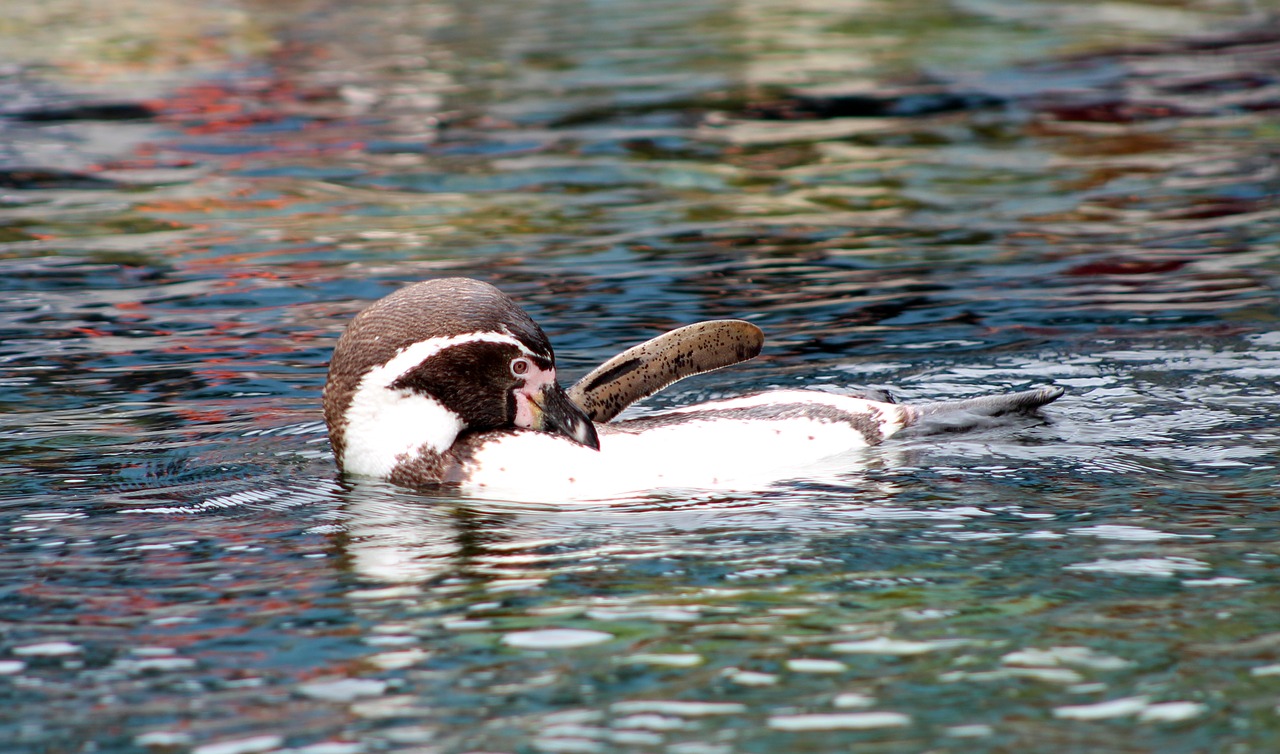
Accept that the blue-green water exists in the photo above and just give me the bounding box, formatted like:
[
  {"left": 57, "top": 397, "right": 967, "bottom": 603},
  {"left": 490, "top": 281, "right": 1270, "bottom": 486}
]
[{"left": 2, "top": 1, "right": 1279, "bottom": 752}]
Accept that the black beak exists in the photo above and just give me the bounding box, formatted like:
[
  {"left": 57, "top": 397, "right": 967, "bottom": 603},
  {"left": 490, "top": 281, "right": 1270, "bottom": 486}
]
[{"left": 531, "top": 382, "right": 600, "bottom": 450}]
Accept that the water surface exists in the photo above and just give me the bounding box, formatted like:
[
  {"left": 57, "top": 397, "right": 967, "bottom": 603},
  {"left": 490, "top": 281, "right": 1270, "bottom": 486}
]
[{"left": 1, "top": 1, "right": 1279, "bottom": 752}]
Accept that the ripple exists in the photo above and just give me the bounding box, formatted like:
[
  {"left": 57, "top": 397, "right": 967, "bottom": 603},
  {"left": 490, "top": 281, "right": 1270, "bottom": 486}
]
[
  {"left": 13, "top": 641, "right": 81, "bottom": 656},
  {"left": 297, "top": 678, "right": 389, "bottom": 702},
  {"left": 1064, "top": 557, "right": 1211, "bottom": 578},
  {"left": 191, "top": 737, "right": 285, "bottom": 754},
  {"left": 1002, "top": 646, "right": 1133, "bottom": 671},
  {"left": 786, "top": 658, "right": 848, "bottom": 673},
  {"left": 610, "top": 701, "right": 747, "bottom": 717},
  {"left": 767, "top": 712, "right": 911, "bottom": 730},
  {"left": 830, "top": 637, "right": 973, "bottom": 655},
  {"left": 502, "top": 629, "right": 614, "bottom": 649},
  {"left": 1053, "top": 696, "right": 1151, "bottom": 721}
]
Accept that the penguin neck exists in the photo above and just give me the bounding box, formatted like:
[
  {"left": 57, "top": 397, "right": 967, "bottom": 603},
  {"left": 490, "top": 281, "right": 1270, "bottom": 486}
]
[{"left": 341, "top": 383, "right": 465, "bottom": 479}]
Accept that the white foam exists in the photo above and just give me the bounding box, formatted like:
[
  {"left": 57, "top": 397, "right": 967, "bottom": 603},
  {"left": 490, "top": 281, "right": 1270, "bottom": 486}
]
[
  {"left": 297, "top": 678, "right": 388, "bottom": 702},
  {"left": 192, "top": 735, "right": 284, "bottom": 754},
  {"left": 13, "top": 641, "right": 81, "bottom": 657},
  {"left": 786, "top": 659, "right": 848, "bottom": 673},
  {"left": 1053, "top": 696, "right": 1149, "bottom": 720},
  {"left": 946, "top": 724, "right": 994, "bottom": 737},
  {"left": 1138, "top": 701, "right": 1206, "bottom": 722},
  {"left": 135, "top": 732, "right": 192, "bottom": 748},
  {"left": 831, "top": 637, "right": 970, "bottom": 655},
  {"left": 1068, "top": 525, "right": 1184, "bottom": 541},
  {"left": 1064, "top": 557, "right": 1210, "bottom": 578},
  {"left": 502, "top": 629, "right": 613, "bottom": 649},
  {"left": 1183, "top": 576, "right": 1252, "bottom": 587},
  {"left": 767, "top": 712, "right": 910, "bottom": 730},
  {"left": 726, "top": 670, "right": 779, "bottom": 686},
  {"left": 621, "top": 653, "right": 704, "bottom": 667},
  {"left": 611, "top": 714, "right": 689, "bottom": 731},
  {"left": 832, "top": 693, "right": 875, "bottom": 708},
  {"left": 609, "top": 701, "right": 746, "bottom": 717},
  {"left": 1002, "top": 646, "right": 1132, "bottom": 670}
]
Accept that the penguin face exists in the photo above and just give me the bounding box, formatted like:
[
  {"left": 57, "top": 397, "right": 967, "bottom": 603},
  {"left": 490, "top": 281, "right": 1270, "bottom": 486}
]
[
  {"left": 323, "top": 279, "right": 598, "bottom": 478},
  {"left": 388, "top": 335, "right": 596, "bottom": 446}
]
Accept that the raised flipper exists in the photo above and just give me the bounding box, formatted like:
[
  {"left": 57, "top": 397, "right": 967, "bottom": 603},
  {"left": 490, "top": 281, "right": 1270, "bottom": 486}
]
[
  {"left": 568, "top": 320, "right": 765, "bottom": 423},
  {"left": 903, "top": 385, "right": 1065, "bottom": 435}
]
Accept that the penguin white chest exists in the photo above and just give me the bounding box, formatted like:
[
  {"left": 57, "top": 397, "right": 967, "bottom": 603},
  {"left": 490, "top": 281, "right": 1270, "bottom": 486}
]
[{"left": 342, "top": 388, "right": 463, "bottom": 479}]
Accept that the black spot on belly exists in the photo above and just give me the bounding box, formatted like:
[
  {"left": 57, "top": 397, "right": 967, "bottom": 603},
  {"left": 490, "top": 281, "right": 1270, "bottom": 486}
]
[
  {"left": 389, "top": 448, "right": 451, "bottom": 488},
  {"left": 391, "top": 429, "right": 527, "bottom": 488}
]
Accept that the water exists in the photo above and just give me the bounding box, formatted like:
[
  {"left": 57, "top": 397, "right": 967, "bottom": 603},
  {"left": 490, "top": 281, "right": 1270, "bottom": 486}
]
[{"left": 2, "top": 0, "right": 1279, "bottom": 751}]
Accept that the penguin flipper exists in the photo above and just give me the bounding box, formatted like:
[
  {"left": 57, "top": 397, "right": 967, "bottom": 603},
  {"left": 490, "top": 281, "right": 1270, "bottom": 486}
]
[
  {"left": 904, "top": 385, "right": 1065, "bottom": 434},
  {"left": 568, "top": 320, "right": 764, "bottom": 423}
]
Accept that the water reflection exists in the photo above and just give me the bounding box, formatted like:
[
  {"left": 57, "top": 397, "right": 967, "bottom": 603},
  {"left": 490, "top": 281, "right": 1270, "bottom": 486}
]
[{"left": 337, "top": 471, "right": 926, "bottom": 585}]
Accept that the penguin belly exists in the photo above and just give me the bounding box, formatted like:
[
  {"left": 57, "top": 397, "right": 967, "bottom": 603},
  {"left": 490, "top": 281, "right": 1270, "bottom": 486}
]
[{"left": 452, "top": 391, "right": 912, "bottom": 502}]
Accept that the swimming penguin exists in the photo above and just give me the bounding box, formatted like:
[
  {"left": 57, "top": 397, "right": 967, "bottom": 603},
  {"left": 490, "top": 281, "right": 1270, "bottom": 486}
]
[{"left": 322, "top": 278, "right": 1063, "bottom": 502}]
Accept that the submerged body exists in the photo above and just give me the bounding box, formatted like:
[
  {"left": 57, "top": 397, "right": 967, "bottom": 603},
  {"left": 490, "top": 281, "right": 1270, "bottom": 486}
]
[{"left": 323, "top": 278, "right": 1063, "bottom": 502}]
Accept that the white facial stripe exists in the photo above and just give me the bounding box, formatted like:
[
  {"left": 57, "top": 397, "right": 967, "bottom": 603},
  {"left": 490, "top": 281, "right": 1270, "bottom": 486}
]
[
  {"left": 340, "top": 332, "right": 540, "bottom": 478},
  {"left": 365, "top": 331, "right": 536, "bottom": 390}
]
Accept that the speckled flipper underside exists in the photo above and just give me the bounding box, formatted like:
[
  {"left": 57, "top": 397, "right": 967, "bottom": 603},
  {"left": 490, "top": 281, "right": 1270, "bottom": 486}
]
[{"left": 567, "top": 320, "right": 765, "bottom": 423}]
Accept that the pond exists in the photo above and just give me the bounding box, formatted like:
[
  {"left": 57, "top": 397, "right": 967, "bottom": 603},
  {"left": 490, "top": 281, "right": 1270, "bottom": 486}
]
[{"left": 1, "top": 0, "right": 1279, "bottom": 752}]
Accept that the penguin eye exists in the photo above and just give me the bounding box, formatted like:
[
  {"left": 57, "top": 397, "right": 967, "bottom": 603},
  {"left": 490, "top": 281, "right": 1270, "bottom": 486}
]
[{"left": 510, "top": 357, "right": 531, "bottom": 377}]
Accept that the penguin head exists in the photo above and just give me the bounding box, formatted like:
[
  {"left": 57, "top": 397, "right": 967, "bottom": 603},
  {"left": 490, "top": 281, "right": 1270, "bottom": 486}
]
[{"left": 323, "top": 278, "right": 598, "bottom": 479}]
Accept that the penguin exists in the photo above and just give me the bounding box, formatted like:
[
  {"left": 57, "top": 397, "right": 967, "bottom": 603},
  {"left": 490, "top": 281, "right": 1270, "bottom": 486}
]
[{"left": 322, "top": 278, "right": 1063, "bottom": 502}]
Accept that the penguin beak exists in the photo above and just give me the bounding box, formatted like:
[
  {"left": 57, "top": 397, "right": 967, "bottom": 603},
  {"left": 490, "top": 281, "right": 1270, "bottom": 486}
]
[{"left": 520, "top": 381, "right": 601, "bottom": 450}]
